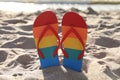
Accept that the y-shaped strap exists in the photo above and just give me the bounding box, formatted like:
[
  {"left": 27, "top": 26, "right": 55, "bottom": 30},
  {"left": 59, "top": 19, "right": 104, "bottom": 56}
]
[
  {"left": 61, "top": 27, "right": 85, "bottom": 60},
  {"left": 37, "top": 24, "right": 60, "bottom": 59}
]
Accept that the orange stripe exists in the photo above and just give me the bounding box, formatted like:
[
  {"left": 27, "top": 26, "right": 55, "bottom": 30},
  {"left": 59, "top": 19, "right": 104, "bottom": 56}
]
[
  {"left": 33, "top": 23, "right": 58, "bottom": 38},
  {"left": 62, "top": 25, "right": 87, "bottom": 39}
]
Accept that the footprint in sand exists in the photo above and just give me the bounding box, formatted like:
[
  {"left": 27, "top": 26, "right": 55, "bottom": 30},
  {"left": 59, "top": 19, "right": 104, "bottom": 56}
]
[
  {"left": 3, "top": 19, "right": 27, "bottom": 24},
  {"left": 92, "top": 52, "right": 107, "bottom": 59},
  {"left": 6, "top": 54, "right": 34, "bottom": 68},
  {"left": 0, "top": 51, "right": 8, "bottom": 62},
  {"left": 1, "top": 37, "right": 35, "bottom": 49},
  {"left": 95, "top": 36, "right": 120, "bottom": 48},
  {"left": 18, "top": 24, "right": 32, "bottom": 31},
  {"left": 16, "top": 54, "right": 34, "bottom": 65}
]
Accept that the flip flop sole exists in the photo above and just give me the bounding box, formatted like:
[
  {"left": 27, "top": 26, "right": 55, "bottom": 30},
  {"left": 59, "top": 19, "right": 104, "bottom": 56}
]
[
  {"left": 63, "top": 58, "right": 83, "bottom": 72},
  {"left": 40, "top": 46, "right": 59, "bottom": 68},
  {"left": 33, "top": 11, "right": 60, "bottom": 69},
  {"left": 63, "top": 48, "right": 83, "bottom": 72},
  {"left": 62, "top": 12, "right": 87, "bottom": 72}
]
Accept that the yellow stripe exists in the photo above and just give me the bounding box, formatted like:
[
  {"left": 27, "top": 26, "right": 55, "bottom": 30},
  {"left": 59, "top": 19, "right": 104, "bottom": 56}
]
[
  {"left": 34, "top": 36, "right": 57, "bottom": 48},
  {"left": 64, "top": 38, "right": 84, "bottom": 50}
]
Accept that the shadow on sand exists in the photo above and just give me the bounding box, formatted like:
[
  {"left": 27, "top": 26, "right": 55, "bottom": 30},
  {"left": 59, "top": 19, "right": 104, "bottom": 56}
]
[{"left": 42, "top": 66, "right": 88, "bottom": 80}]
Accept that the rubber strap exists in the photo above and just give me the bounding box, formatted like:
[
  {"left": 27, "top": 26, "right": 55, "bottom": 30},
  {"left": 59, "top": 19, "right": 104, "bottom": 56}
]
[
  {"left": 37, "top": 24, "right": 60, "bottom": 59},
  {"left": 61, "top": 27, "right": 85, "bottom": 60}
]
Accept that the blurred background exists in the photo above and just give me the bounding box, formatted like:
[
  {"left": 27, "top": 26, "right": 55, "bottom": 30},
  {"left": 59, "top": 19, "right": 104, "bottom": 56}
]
[
  {"left": 0, "top": 0, "right": 120, "bottom": 3},
  {"left": 0, "top": 0, "right": 120, "bottom": 13},
  {"left": 0, "top": 0, "right": 120, "bottom": 80}
]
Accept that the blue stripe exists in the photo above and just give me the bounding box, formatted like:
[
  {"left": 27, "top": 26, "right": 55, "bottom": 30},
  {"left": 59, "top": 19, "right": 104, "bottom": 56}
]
[
  {"left": 63, "top": 57, "right": 83, "bottom": 72},
  {"left": 63, "top": 48, "right": 83, "bottom": 72},
  {"left": 38, "top": 46, "right": 59, "bottom": 69},
  {"left": 40, "top": 55, "right": 59, "bottom": 69}
]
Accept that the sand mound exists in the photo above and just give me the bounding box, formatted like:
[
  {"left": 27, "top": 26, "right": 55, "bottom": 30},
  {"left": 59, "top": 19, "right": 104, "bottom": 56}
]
[{"left": 0, "top": 51, "right": 8, "bottom": 62}]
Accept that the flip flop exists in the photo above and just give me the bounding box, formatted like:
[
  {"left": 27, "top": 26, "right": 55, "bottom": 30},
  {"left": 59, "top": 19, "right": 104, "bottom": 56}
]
[
  {"left": 33, "top": 11, "right": 60, "bottom": 69},
  {"left": 61, "top": 12, "right": 87, "bottom": 72}
]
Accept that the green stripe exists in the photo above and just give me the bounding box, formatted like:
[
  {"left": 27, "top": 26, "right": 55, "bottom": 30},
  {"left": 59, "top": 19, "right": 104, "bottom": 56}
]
[
  {"left": 64, "top": 48, "right": 83, "bottom": 60},
  {"left": 40, "top": 46, "right": 57, "bottom": 59}
]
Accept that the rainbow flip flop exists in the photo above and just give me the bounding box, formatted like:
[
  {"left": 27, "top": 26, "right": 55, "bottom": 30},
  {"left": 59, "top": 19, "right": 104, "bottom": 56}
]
[
  {"left": 61, "top": 12, "right": 88, "bottom": 72},
  {"left": 33, "top": 11, "right": 60, "bottom": 69}
]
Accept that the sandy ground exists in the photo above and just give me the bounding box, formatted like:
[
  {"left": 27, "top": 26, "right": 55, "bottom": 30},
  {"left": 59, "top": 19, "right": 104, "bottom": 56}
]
[{"left": 0, "top": 2, "right": 120, "bottom": 80}]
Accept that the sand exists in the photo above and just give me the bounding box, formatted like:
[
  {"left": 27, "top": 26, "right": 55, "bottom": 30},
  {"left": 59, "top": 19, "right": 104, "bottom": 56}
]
[{"left": 0, "top": 2, "right": 120, "bottom": 80}]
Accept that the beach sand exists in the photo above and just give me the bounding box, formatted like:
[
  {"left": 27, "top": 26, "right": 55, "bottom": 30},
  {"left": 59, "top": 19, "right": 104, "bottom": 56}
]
[{"left": 0, "top": 2, "right": 120, "bottom": 80}]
